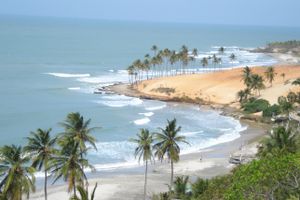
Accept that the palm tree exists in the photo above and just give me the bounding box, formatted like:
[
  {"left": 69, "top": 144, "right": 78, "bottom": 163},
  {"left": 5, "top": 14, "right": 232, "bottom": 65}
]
[
  {"left": 229, "top": 53, "right": 236, "bottom": 63},
  {"left": 218, "top": 46, "right": 225, "bottom": 54},
  {"left": 0, "top": 145, "right": 35, "bottom": 200},
  {"left": 25, "top": 128, "right": 56, "bottom": 200},
  {"left": 130, "top": 129, "right": 154, "bottom": 200},
  {"left": 237, "top": 90, "right": 246, "bottom": 103},
  {"left": 71, "top": 183, "right": 98, "bottom": 200},
  {"left": 212, "top": 54, "right": 218, "bottom": 71},
  {"left": 242, "top": 66, "right": 252, "bottom": 88},
  {"left": 201, "top": 57, "right": 208, "bottom": 72},
  {"left": 258, "top": 126, "right": 297, "bottom": 157},
  {"left": 151, "top": 45, "right": 158, "bottom": 56},
  {"left": 154, "top": 119, "right": 189, "bottom": 188},
  {"left": 51, "top": 142, "right": 92, "bottom": 198},
  {"left": 173, "top": 176, "right": 189, "bottom": 199},
  {"left": 249, "top": 74, "right": 265, "bottom": 95},
  {"left": 59, "top": 112, "right": 98, "bottom": 189},
  {"left": 264, "top": 66, "right": 277, "bottom": 87}
]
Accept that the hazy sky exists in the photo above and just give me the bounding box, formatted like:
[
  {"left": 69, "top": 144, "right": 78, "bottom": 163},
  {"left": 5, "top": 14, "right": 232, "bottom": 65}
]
[{"left": 1, "top": 0, "right": 300, "bottom": 27}]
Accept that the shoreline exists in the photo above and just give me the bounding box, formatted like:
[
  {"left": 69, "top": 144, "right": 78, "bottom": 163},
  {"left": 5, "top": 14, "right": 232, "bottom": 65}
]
[
  {"left": 31, "top": 119, "right": 268, "bottom": 200},
  {"left": 33, "top": 60, "right": 300, "bottom": 199},
  {"left": 31, "top": 77, "right": 272, "bottom": 199}
]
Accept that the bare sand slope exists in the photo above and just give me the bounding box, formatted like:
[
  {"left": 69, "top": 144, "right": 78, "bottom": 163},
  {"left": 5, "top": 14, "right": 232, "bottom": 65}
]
[{"left": 137, "top": 65, "right": 300, "bottom": 105}]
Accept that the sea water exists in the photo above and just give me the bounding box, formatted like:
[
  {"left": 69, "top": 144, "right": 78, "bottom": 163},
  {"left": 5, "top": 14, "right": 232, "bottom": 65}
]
[{"left": 1, "top": 15, "right": 300, "bottom": 172}]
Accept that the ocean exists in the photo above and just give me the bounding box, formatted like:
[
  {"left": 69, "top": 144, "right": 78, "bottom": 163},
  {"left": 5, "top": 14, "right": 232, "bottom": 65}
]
[{"left": 0, "top": 15, "right": 300, "bottom": 172}]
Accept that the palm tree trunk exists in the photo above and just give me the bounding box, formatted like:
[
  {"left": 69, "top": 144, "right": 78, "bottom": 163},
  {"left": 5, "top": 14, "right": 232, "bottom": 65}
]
[
  {"left": 44, "top": 169, "right": 48, "bottom": 200},
  {"left": 73, "top": 180, "right": 77, "bottom": 198},
  {"left": 144, "top": 160, "right": 148, "bottom": 200},
  {"left": 170, "top": 160, "right": 174, "bottom": 189}
]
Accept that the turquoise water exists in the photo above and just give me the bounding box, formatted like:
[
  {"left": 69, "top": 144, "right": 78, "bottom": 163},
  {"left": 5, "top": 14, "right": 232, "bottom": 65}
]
[{"left": 1, "top": 15, "right": 300, "bottom": 170}]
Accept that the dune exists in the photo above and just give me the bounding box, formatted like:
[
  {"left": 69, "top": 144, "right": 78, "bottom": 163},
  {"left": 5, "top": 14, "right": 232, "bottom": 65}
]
[{"left": 136, "top": 65, "right": 300, "bottom": 106}]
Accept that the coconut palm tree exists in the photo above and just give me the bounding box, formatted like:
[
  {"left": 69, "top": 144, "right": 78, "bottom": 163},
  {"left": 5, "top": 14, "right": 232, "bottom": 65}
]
[
  {"left": 249, "top": 74, "right": 265, "bottom": 95},
  {"left": 212, "top": 54, "right": 218, "bottom": 71},
  {"left": 237, "top": 88, "right": 251, "bottom": 103},
  {"left": 218, "top": 46, "right": 225, "bottom": 54},
  {"left": 71, "top": 183, "right": 98, "bottom": 200},
  {"left": 51, "top": 142, "right": 93, "bottom": 198},
  {"left": 258, "top": 126, "right": 297, "bottom": 157},
  {"left": 264, "top": 66, "right": 277, "bottom": 87},
  {"left": 237, "top": 90, "right": 246, "bottom": 103},
  {"left": 130, "top": 129, "right": 154, "bottom": 200},
  {"left": 229, "top": 53, "right": 236, "bottom": 63},
  {"left": 242, "top": 66, "right": 252, "bottom": 88},
  {"left": 0, "top": 145, "right": 35, "bottom": 200},
  {"left": 201, "top": 57, "right": 208, "bottom": 71},
  {"left": 151, "top": 45, "right": 158, "bottom": 56},
  {"left": 154, "top": 119, "right": 189, "bottom": 188},
  {"left": 59, "top": 112, "right": 98, "bottom": 189},
  {"left": 24, "top": 128, "right": 56, "bottom": 200}
]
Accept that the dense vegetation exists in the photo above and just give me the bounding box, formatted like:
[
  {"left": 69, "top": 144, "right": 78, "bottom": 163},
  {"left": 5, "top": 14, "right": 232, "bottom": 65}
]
[
  {"left": 152, "top": 123, "right": 300, "bottom": 200},
  {"left": 253, "top": 40, "right": 300, "bottom": 55}
]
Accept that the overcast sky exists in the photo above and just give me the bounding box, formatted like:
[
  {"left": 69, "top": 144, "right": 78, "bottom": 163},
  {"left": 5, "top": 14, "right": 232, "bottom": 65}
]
[{"left": 1, "top": 0, "right": 300, "bottom": 27}]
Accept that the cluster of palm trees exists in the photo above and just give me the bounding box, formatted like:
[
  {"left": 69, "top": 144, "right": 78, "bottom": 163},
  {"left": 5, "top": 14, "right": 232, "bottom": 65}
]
[
  {"left": 238, "top": 66, "right": 277, "bottom": 102},
  {"left": 130, "top": 118, "right": 188, "bottom": 200},
  {"left": 127, "top": 45, "right": 237, "bottom": 84},
  {"left": 0, "top": 112, "right": 98, "bottom": 200}
]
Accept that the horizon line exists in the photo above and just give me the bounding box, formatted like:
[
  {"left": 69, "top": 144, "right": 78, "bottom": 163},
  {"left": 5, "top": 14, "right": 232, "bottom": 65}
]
[{"left": 1, "top": 13, "right": 300, "bottom": 29}]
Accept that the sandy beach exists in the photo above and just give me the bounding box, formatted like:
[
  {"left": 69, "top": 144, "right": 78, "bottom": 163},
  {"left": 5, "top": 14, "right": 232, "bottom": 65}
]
[
  {"left": 30, "top": 120, "right": 267, "bottom": 200},
  {"left": 110, "top": 65, "right": 300, "bottom": 107},
  {"left": 31, "top": 64, "right": 300, "bottom": 199}
]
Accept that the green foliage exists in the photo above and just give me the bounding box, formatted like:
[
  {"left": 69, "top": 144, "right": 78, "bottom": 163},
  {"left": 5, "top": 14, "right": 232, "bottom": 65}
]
[
  {"left": 225, "top": 154, "right": 300, "bottom": 200},
  {"left": 130, "top": 129, "right": 154, "bottom": 163},
  {"left": 24, "top": 128, "right": 57, "bottom": 200},
  {"left": 262, "top": 104, "right": 281, "bottom": 117},
  {"left": 278, "top": 96, "right": 294, "bottom": 114},
  {"left": 0, "top": 145, "right": 36, "bottom": 200},
  {"left": 70, "top": 183, "right": 98, "bottom": 200},
  {"left": 152, "top": 192, "right": 171, "bottom": 200},
  {"left": 191, "top": 178, "right": 209, "bottom": 199},
  {"left": 267, "top": 40, "right": 300, "bottom": 49},
  {"left": 242, "top": 98, "right": 270, "bottom": 113},
  {"left": 264, "top": 66, "right": 277, "bottom": 86},
  {"left": 173, "top": 176, "right": 190, "bottom": 199},
  {"left": 154, "top": 119, "right": 189, "bottom": 187},
  {"left": 258, "top": 126, "right": 297, "bottom": 157},
  {"left": 193, "top": 175, "right": 233, "bottom": 200},
  {"left": 287, "top": 91, "right": 298, "bottom": 104},
  {"left": 292, "top": 78, "right": 300, "bottom": 86}
]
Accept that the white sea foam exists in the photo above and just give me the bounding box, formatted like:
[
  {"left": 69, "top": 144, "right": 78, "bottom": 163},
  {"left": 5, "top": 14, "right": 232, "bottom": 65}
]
[
  {"left": 46, "top": 72, "right": 90, "bottom": 78},
  {"left": 93, "top": 161, "right": 139, "bottom": 171},
  {"left": 77, "top": 73, "right": 128, "bottom": 84},
  {"left": 145, "top": 104, "right": 166, "bottom": 111},
  {"left": 182, "top": 131, "right": 204, "bottom": 137},
  {"left": 139, "top": 112, "right": 154, "bottom": 117},
  {"left": 95, "top": 95, "right": 143, "bottom": 107},
  {"left": 68, "top": 87, "right": 81, "bottom": 90},
  {"left": 134, "top": 117, "right": 150, "bottom": 125}
]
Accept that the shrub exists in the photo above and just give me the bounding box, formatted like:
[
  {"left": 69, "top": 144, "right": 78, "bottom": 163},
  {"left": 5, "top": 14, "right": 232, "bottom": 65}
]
[
  {"left": 242, "top": 99, "right": 270, "bottom": 113},
  {"left": 225, "top": 154, "right": 300, "bottom": 200},
  {"left": 262, "top": 104, "right": 281, "bottom": 117},
  {"left": 192, "top": 178, "right": 209, "bottom": 198}
]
